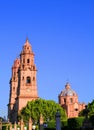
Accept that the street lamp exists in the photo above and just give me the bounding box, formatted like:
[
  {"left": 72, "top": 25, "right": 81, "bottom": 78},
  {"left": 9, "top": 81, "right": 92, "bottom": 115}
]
[
  {"left": 24, "top": 126, "right": 27, "bottom": 130},
  {"left": 17, "top": 128, "right": 20, "bottom": 130},
  {"left": 32, "top": 124, "right": 36, "bottom": 130},
  {"left": 55, "top": 110, "right": 61, "bottom": 130}
]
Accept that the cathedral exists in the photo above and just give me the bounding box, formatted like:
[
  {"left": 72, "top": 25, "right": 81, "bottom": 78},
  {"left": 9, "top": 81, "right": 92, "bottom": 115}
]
[
  {"left": 8, "top": 39, "right": 39, "bottom": 123},
  {"left": 8, "top": 39, "right": 85, "bottom": 123},
  {"left": 58, "top": 82, "right": 85, "bottom": 118}
]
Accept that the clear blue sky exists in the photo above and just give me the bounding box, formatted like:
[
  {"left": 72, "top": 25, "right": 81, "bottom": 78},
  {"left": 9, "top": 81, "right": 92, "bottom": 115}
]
[{"left": 0, "top": 0, "right": 94, "bottom": 118}]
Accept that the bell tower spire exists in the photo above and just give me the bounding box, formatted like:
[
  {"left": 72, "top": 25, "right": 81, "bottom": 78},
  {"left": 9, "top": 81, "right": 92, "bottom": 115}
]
[{"left": 18, "top": 39, "right": 38, "bottom": 109}]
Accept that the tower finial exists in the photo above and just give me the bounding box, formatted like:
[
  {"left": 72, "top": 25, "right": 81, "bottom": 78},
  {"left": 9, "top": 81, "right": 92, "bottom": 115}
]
[
  {"left": 66, "top": 78, "right": 70, "bottom": 84},
  {"left": 25, "top": 37, "right": 29, "bottom": 44},
  {"left": 24, "top": 37, "right": 30, "bottom": 46},
  {"left": 26, "top": 37, "right": 29, "bottom": 42}
]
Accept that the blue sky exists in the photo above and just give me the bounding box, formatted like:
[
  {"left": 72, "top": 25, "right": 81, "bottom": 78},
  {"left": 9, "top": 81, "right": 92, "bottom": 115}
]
[{"left": 0, "top": 0, "right": 94, "bottom": 118}]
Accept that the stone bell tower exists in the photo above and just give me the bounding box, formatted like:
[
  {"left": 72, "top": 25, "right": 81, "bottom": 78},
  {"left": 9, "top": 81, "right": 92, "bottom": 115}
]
[
  {"left": 8, "top": 39, "right": 39, "bottom": 123},
  {"left": 17, "top": 39, "right": 38, "bottom": 111}
]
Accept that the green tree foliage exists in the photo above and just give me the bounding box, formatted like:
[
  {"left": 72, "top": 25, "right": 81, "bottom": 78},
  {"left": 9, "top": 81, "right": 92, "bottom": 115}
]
[
  {"left": 90, "top": 115, "right": 94, "bottom": 126},
  {"left": 19, "top": 98, "right": 67, "bottom": 122},
  {"left": 87, "top": 100, "right": 94, "bottom": 116},
  {"left": 68, "top": 117, "right": 84, "bottom": 130}
]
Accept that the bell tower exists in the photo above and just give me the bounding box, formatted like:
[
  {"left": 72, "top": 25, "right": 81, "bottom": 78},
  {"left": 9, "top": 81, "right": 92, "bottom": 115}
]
[
  {"left": 17, "top": 39, "right": 38, "bottom": 111},
  {"left": 8, "top": 58, "right": 20, "bottom": 121},
  {"left": 8, "top": 39, "right": 39, "bottom": 123}
]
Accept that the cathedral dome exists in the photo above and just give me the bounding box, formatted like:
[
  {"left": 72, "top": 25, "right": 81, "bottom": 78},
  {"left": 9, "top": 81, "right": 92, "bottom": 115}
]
[{"left": 60, "top": 83, "right": 77, "bottom": 96}]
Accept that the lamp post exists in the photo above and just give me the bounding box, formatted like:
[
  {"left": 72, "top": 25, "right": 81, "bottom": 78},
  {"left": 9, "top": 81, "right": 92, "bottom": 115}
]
[
  {"left": 17, "top": 127, "right": 20, "bottom": 130},
  {"left": 24, "top": 126, "right": 27, "bottom": 130},
  {"left": 32, "top": 124, "right": 36, "bottom": 130},
  {"left": 39, "top": 114, "right": 44, "bottom": 130},
  {"left": 55, "top": 110, "right": 61, "bottom": 130},
  {"left": 0, "top": 119, "right": 2, "bottom": 130}
]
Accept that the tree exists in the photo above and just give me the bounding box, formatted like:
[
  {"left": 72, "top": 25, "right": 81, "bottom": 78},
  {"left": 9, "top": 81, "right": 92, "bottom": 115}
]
[
  {"left": 87, "top": 100, "right": 94, "bottom": 116},
  {"left": 68, "top": 117, "right": 84, "bottom": 130},
  {"left": 18, "top": 98, "right": 67, "bottom": 123}
]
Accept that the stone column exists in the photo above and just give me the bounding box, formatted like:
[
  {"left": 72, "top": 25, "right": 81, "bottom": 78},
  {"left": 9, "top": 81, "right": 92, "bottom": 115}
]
[
  {"left": 55, "top": 110, "right": 61, "bottom": 130},
  {"left": 39, "top": 114, "right": 44, "bottom": 130},
  {"left": 0, "top": 119, "right": 2, "bottom": 130},
  {"left": 29, "top": 118, "right": 32, "bottom": 130},
  {"left": 20, "top": 119, "right": 24, "bottom": 130}
]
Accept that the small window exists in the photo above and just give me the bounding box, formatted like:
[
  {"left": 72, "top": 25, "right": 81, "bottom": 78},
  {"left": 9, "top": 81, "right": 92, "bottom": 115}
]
[
  {"left": 75, "top": 108, "right": 78, "bottom": 111},
  {"left": 27, "top": 59, "right": 30, "bottom": 63},
  {"left": 70, "top": 98, "right": 73, "bottom": 103},
  {"left": 26, "top": 76, "right": 31, "bottom": 84},
  {"left": 64, "top": 98, "right": 66, "bottom": 103},
  {"left": 23, "top": 59, "right": 25, "bottom": 63},
  {"left": 23, "top": 65, "right": 24, "bottom": 69}
]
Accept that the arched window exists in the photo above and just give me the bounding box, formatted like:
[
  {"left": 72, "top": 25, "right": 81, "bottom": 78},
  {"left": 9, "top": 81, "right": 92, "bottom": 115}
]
[
  {"left": 23, "top": 65, "right": 24, "bottom": 69},
  {"left": 64, "top": 98, "right": 66, "bottom": 103},
  {"left": 26, "top": 76, "right": 31, "bottom": 84},
  {"left": 23, "top": 59, "right": 25, "bottom": 63},
  {"left": 22, "top": 76, "right": 24, "bottom": 80},
  {"left": 27, "top": 59, "right": 30, "bottom": 63}
]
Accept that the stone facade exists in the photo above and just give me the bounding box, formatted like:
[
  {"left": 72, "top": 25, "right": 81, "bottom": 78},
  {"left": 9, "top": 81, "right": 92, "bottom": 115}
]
[
  {"left": 8, "top": 39, "right": 39, "bottom": 123},
  {"left": 58, "top": 83, "right": 85, "bottom": 118}
]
